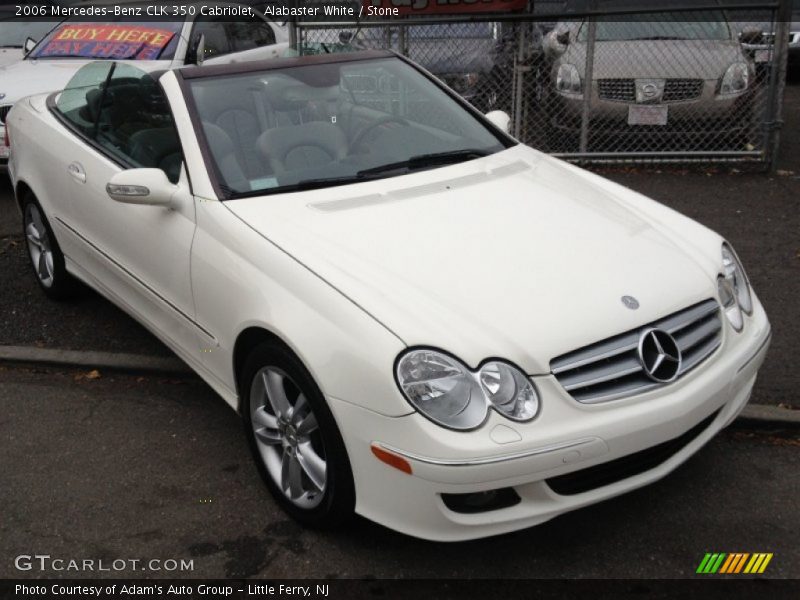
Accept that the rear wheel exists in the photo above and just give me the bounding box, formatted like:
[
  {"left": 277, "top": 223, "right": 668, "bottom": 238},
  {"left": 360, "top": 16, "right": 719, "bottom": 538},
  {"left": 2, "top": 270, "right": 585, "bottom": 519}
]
[
  {"left": 242, "top": 342, "right": 355, "bottom": 528},
  {"left": 22, "top": 193, "right": 78, "bottom": 300}
]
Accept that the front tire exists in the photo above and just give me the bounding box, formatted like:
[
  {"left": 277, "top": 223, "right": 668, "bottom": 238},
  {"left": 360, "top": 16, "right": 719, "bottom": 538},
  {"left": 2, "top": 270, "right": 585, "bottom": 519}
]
[
  {"left": 22, "top": 193, "right": 79, "bottom": 300},
  {"left": 241, "top": 342, "right": 355, "bottom": 528}
]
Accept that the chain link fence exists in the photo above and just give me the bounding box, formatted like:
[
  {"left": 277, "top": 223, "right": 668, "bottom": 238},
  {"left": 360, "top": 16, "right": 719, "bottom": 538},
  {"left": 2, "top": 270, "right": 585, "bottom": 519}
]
[{"left": 295, "top": 1, "right": 792, "bottom": 166}]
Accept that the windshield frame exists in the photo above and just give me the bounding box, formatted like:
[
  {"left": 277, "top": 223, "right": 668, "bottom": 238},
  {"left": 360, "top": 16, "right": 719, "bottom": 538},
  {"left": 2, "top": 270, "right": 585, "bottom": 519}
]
[{"left": 177, "top": 51, "right": 517, "bottom": 201}]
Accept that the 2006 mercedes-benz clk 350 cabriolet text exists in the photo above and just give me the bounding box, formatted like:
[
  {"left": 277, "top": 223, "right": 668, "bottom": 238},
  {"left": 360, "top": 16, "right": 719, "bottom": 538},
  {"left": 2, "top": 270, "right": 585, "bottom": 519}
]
[{"left": 5, "top": 51, "right": 770, "bottom": 541}]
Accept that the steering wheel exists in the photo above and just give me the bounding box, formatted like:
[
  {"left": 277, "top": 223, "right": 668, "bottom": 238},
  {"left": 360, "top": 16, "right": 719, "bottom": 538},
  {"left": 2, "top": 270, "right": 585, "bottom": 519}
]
[{"left": 349, "top": 115, "right": 408, "bottom": 152}]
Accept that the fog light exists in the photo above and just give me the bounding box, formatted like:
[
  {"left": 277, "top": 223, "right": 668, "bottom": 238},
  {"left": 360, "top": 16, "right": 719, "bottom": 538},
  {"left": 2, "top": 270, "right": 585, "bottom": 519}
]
[{"left": 441, "top": 488, "right": 521, "bottom": 514}]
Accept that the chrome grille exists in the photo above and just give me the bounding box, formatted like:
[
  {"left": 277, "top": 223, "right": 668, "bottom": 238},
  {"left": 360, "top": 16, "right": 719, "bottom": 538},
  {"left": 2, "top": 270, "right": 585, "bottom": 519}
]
[
  {"left": 598, "top": 79, "right": 635, "bottom": 102},
  {"left": 597, "top": 79, "right": 703, "bottom": 104},
  {"left": 0, "top": 105, "right": 11, "bottom": 125},
  {"left": 551, "top": 299, "right": 722, "bottom": 404},
  {"left": 662, "top": 79, "right": 704, "bottom": 103}
]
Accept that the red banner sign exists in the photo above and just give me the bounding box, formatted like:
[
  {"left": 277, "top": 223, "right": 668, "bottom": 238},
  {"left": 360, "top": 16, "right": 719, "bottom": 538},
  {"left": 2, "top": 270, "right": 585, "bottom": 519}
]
[
  {"left": 35, "top": 25, "right": 176, "bottom": 60},
  {"left": 363, "top": 0, "right": 528, "bottom": 16}
]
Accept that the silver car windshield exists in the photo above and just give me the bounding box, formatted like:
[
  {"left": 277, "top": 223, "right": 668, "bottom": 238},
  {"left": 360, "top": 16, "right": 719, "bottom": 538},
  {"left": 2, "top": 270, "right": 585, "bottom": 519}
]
[
  {"left": 578, "top": 13, "right": 731, "bottom": 42},
  {"left": 187, "top": 57, "right": 509, "bottom": 199}
]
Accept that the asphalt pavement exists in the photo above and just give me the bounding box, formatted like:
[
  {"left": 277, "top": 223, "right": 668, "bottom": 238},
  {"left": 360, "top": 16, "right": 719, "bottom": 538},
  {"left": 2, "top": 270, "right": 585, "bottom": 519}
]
[{"left": 0, "top": 364, "right": 797, "bottom": 579}]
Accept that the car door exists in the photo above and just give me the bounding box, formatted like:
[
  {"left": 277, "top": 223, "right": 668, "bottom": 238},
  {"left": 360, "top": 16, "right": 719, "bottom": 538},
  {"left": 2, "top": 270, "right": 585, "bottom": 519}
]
[
  {"left": 55, "top": 62, "right": 202, "bottom": 355},
  {"left": 188, "top": 11, "right": 287, "bottom": 65}
]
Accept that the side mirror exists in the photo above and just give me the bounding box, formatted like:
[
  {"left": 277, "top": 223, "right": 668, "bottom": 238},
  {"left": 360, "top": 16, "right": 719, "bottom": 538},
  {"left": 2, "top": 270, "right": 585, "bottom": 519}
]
[
  {"left": 106, "top": 169, "right": 178, "bottom": 208},
  {"left": 24, "top": 37, "right": 36, "bottom": 55},
  {"left": 556, "top": 30, "right": 570, "bottom": 46},
  {"left": 740, "top": 27, "right": 764, "bottom": 45},
  {"left": 485, "top": 110, "right": 511, "bottom": 133},
  {"left": 186, "top": 33, "right": 206, "bottom": 66}
]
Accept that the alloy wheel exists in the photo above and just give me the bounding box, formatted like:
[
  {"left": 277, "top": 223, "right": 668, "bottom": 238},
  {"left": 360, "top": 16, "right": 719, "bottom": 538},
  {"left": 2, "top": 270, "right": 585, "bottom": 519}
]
[
  {"left": 250, "top": 366, "right": 327, "bottom": 509},
  {"left": 24, "top": 203, "right": 54, "bottom": 288}
]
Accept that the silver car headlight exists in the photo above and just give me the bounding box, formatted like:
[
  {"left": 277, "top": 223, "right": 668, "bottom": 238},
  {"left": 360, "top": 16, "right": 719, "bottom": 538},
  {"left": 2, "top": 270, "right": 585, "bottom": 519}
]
[
  {"left": 718, "top": 242, "right": 753, "bottom": 332},
  {"left": 719, "top": 62, "right": 749, "bottom": 96},
  {"left": 395, "top": 349, "right": 539, "bottom": 430},
  {"left": 556, "top": 63, "right": 582, "bottom": 95}
]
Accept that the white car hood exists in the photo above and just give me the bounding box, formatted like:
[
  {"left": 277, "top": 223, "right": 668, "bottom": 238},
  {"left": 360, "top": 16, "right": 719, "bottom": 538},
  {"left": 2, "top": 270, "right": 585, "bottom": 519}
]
[
  {"left": 0, "top": 47, "right": 23, "bottom": 70},
  {"left": 225, "top": 146, "right": 718, "bottom": 374},
  {"left": 0, "top": 58, "right": 171, "bottom": 105}
]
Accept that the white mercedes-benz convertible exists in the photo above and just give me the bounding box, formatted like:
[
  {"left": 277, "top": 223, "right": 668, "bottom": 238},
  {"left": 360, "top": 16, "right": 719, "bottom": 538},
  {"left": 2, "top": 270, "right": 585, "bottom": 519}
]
[{"left": 5, "top": 51, "right": 770, "bottom": 541}]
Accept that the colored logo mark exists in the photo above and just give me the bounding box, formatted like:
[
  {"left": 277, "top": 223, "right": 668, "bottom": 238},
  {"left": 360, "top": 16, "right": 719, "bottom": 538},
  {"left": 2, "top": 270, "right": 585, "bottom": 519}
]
[{"left": 696, "top": 553, "right": 773, "bottom": 574}]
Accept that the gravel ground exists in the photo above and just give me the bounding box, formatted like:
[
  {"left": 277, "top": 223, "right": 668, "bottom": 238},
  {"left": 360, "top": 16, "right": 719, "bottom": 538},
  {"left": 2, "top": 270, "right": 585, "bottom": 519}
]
[{"left": 0, "top": 84, "right": 798, "bottom": 406}]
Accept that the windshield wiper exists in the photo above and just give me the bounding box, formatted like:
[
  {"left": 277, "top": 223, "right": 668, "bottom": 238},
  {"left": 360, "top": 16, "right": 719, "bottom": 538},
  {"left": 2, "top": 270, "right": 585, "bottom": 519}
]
[
  {"left": 0, "top": 45, "right": 22, "bottom": 48},
  {"left": 357, "top": 149, "right": 492, "bottom": 177},
  {"left": 226, "top": 149, "right": 494, "bottom": 198},
  {"left": 631, "top": 36, "right": 686, "bottom": 41},
  {"left": 232, "top": 172, "right": 388, "bottom": 198}
]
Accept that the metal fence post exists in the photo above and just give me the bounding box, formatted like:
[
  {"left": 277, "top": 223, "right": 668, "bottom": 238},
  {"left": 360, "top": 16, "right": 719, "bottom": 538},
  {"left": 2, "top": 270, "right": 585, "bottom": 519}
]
[
  {"left": 579, "top": 14, "right": 597, "bottom": 154},
  {"left": 288, "top": 0, "right": 298, "bottom": 50},
  {"left": 513, "top": 23, "right": 528, "bottom": 139},
  {"left": 767, "top": 0, "right": 792, "bottom": 172},
  {"left": 399, "top": 24, "right": 408, "bottom": 56}
]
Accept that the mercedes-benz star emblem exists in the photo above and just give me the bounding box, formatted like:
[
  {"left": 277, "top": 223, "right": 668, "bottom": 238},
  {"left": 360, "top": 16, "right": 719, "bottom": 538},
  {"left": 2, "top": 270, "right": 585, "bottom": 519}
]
[
  {"left": 621, "top": 295, "right": 640, "bottom": 310},
  {"left": 638, "top": 328, "right": 682, "bottom": 383}
]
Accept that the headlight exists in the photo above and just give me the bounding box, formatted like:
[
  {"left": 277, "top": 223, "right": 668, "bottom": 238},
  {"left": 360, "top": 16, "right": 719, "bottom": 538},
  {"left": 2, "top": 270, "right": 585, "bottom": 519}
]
[
  {"left": 718, "top": 242, "right": 752, "bottom": 332},
  {"left": 722, "top": 243, "right": 753, "bottom": 315},
  {"left": 556, "top": 63, "right": 582, "bottom": 95},
  {"left": 478, "top": 361, "right": 539, "bottom": 421},
  {"left": 395, "top": 349, "right": 539, "bottom": 430},
  {"left": 719, "top": 62, "right": 749, "bottom": 96}
]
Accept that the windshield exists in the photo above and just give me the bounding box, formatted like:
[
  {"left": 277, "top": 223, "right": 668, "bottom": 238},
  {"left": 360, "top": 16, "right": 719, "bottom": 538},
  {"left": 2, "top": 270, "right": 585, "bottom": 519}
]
[
  {"left": 187, "top": 57, "right": 509, "bottom": 199},
  {"left": 29, "top": 20, "right": 182, "bottom": 60},
  {"left": 0, "top": 19, "right": 60, "bottom": 48},
  {"left": 578, "top": 13, "right": 731, "bottom": 42}
]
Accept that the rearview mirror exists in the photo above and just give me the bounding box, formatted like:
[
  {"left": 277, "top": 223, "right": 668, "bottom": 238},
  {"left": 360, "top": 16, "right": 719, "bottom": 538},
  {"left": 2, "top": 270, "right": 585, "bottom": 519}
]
[
  {"left": 485, "top": 110, "right": 511, "bottom": 133},
  {"left": 24, "top": 37, "right": 36, "bottom": 55},
  {"left": 739, "top": 27, "right": 764, "bottom": 45},
  {"left": 106, "top": 169, "right": 178, "bottom": 208},
  {"left": 556, "top": 30, "right": 570, "bottom": 46}
]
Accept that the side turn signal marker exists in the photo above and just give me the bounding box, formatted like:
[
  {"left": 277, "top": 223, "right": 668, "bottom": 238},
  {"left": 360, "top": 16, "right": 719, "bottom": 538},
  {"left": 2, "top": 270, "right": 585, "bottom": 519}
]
[{"left": 371, "top": 444, "right": 412, "bottom": 475}]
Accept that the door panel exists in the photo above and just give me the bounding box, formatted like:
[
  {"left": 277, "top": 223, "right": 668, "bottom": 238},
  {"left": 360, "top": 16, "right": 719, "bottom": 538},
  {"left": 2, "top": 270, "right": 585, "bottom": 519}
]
[
  {"left": 50, "top": 61, "right": 201, "bottom": 354},
  {"left": 65, "top": 155, "right": 199, "bottom": 352}
]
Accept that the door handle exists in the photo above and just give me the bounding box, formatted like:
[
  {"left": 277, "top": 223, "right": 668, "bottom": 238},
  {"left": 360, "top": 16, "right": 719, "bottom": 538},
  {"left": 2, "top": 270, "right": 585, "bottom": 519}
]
[{"left": 67, "top": 162, "right": 86, "bottom": 184}]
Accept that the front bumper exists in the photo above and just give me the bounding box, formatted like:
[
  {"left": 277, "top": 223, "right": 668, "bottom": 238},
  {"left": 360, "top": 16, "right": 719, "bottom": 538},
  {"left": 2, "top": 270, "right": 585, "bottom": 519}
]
[
  {"left": 551, "top": 81, "right": 752, "bottom": 135},
  {"left": 329, "top": 298, "right": 770, "bottom": 541}
]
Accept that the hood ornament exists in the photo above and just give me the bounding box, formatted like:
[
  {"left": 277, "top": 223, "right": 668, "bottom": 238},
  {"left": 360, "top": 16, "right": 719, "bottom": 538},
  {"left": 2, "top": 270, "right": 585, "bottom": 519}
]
[
  {"left": 621, "top": 296, "right": 640, "bottom": 310},
  {"left": 638, "top": 328, "right": 682, "bottom": 383}
]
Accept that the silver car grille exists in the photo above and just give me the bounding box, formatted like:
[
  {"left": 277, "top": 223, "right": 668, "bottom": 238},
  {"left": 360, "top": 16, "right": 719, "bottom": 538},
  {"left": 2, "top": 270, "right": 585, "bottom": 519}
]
[
  {"left": 551, "top": 299, "right": 722, "bottom": 404},
  {"left": 597, "top": 79, "right": 704, "bottom": 103},
  {"left": 0, "top": 105, "right": 11, "bottom": 125},
  {"left": 597, "top": 79, "right": 636, "bottom": 102},
  {"left": 662, "top": 79, "right": 704, "bottom": 103}
]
